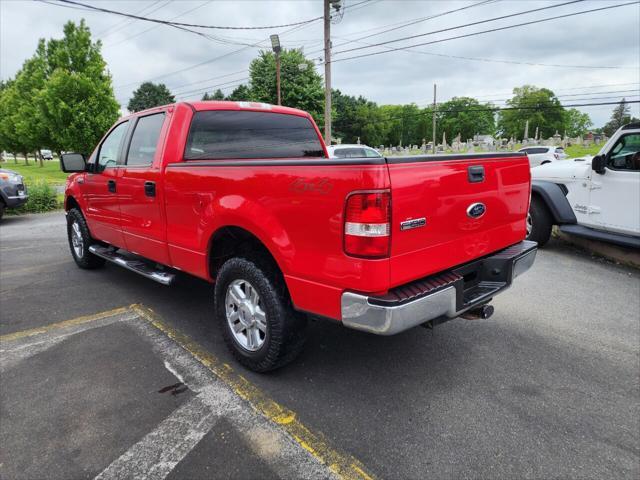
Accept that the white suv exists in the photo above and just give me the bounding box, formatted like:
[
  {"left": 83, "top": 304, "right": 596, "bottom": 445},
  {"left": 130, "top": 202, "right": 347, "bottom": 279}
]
[
  {"left": 326, "top": 144, "right": 382, "bottom": 159},
  {"left": 518, "top": 146, "right": 567, "bottom": 167},
  {"left": 526, "top": 123, "right": 640, "bottom": 248}
]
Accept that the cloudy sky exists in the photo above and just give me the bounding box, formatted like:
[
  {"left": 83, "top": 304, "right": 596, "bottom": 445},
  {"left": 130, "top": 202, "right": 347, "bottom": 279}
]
[{"left": 1, "top": 0, "right": 639, "bottom": 127}]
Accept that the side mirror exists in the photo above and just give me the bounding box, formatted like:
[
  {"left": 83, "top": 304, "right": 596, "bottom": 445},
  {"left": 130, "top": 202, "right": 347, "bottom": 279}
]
[
  {"left": 60, "top": 153, "right": 86, "bottom": 173},
  {"left": 591, "top": 154, "right": 606, "bottom": 175}
]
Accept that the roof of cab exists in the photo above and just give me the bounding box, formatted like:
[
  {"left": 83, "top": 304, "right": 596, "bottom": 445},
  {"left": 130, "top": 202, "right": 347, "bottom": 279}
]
[
  {"left": 122, "top": 101, "right": 311, "bottom": 121},
  {"left": 187, "top": 100, "right": 310, "bottom": 117}
]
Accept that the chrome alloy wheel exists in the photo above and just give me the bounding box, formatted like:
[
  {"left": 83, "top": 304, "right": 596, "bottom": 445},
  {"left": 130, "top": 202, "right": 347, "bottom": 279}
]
[
  {"left": 71, "top": 221, "right": 84, "bottom": 258},
  {"left": 526, "top": 212, "right": 533, "bottom": 237},
  {"left": 225, "top": 279, "right": 267, "bottom": 351}
]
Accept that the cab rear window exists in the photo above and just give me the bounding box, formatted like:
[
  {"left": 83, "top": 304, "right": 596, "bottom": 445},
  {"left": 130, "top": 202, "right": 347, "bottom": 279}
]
[{"left": 184, "top": 110, "right": 325, "bottom": 160}]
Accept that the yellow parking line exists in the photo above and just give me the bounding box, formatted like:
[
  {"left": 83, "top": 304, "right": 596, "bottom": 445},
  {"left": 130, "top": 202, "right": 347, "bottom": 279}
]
[
  {"left": 131, "top": 304, "right": 376, "bottom": 480},
  {"left": 0, "top": 306, "right": 130, "bottom": 342}
]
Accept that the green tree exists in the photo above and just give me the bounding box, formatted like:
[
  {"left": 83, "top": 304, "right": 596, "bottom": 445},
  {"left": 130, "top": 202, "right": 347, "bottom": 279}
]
[
  {"left": 0, "top": 82, "right": 25, "bottom": 163},
  {"left": 497, "top": 85, "right": 564, "bottom": 139},
  {"left": 602, "top": 99, "right": 639, "bottom": 136},
  {"left": 249, "top": 49, "right": 324, "bottom": 122},
  {"left": 438, "top": 97, "right": 495, "bottom": 142},
  {"left": 128, "top": 81, "right": 174, "bottom": 112},
  {"left": 333, "top": 89, "right": 376, "bottom": 144},
  {"left": 202, "top": 88, "right": 225, "bottom": 101},
  {"left": 39, "top": 20, "right": 120, "bottom": 154},
  {"left": 563, "top": 108, "right": 592, "bottom": 137},
  {"left": 225, "top": 84, "right": 253, "bottom": 101},
  {"left": 14, "top": 43, "right": 49, "bottom": 166}
]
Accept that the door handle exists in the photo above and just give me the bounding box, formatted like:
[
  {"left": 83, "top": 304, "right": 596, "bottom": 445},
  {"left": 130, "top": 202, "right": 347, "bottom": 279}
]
[
  {"left": 107, "top": 180, "right": 116, "bottom": 193},
  {"left": 144, "top": 181, "right": 156, "bottom": 197}
]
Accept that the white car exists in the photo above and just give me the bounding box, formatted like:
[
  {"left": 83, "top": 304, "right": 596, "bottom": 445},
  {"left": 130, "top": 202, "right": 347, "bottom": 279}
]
[
  {"left": 326, "top": 144, "right": 382, "bottom": 159},
  {"left": 526, "top": 123, "right": 639, "bottom": 248},
  {"left": 518, "top": 146, "right": 567, "bottom": 167}
]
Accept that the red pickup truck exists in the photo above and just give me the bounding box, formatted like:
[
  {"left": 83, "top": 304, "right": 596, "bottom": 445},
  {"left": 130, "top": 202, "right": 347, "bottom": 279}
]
[{"left": 61, "top": 101, "right": 536, "bottom": 371}]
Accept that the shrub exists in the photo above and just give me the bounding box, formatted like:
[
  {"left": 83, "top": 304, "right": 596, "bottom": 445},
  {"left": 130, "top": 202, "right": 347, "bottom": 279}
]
[{"left": 12, "top": 179, "right": 60, "bottom": 214}]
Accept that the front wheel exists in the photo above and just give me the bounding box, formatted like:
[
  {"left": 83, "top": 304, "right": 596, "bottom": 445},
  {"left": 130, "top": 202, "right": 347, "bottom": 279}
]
[
  {"left": 215, "top": 256, "right": 306, "bottom": 372},
  {"left": 67, "top": 208, "right": 106, "bottom": 269},
  {"left": 526, "top": 197, "right": 553, "bottom": 247}
]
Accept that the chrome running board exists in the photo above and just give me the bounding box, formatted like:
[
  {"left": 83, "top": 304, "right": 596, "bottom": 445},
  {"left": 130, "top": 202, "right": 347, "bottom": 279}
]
[{"left": 89, "top": 245, "right": 175, "bottom": 285}]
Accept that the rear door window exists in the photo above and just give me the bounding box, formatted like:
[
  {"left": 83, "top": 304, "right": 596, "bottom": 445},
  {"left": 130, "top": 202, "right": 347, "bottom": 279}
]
[
  {"left": 126, "top": 113, "right": 165, "bottom": 167},
  {"left": 185, "top": 110, "right": 325, "bottom": 160}
]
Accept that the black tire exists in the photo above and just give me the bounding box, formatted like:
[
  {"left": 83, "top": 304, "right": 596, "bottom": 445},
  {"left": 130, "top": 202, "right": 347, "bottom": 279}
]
[
  {"left": 66, "top": 208, "right": 106, "bottom": 269},
  {"left": 527, "top": 196, "right": 553, "bottom": 247},
  {"left": 215, "top": 256, "right": 306, "bottom": 372},
  {"left": 0, "top": 202, "right": 4, "bottom": 221}
]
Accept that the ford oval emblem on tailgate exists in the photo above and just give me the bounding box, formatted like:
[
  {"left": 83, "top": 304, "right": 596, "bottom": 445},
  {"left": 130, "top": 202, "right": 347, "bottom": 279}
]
[{"left": 467, "top": 202, "right": 486, "bottom": 218}]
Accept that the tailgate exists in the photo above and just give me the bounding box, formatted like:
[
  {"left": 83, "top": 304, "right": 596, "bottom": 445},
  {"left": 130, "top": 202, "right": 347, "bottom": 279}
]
[{"left": 387, "top": 153, "right": 531, "bottom": 287}]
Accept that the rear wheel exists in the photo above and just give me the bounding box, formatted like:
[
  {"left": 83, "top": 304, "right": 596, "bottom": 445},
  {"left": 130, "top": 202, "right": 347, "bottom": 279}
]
[
  {"left": 67, "top": 208, "right": 106, "bottom": 269},
  {"left": 215, "top": 256, "right": 306, "bottom": 372},
  {"left": 0, "top": 202, "right": 5, "bottom": 221},
  {"left": 527, "top": 196, "right": 553, "bottom": 247}
]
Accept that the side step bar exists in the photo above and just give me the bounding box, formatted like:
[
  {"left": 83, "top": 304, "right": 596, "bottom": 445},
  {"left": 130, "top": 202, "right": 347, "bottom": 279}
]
[{"left": 89, "top": 245, "right": 175, "bottom": 285}]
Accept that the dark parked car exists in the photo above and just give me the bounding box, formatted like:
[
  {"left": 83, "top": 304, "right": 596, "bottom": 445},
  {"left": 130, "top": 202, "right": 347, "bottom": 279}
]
[{"left": 0, "top": 169, "right": 28, "bottom": 220}]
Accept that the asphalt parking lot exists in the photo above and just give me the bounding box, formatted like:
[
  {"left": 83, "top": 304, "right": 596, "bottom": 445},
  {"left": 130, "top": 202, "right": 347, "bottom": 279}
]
[{"left": 1, "top": 211, "right": 639, "bottom": 480}]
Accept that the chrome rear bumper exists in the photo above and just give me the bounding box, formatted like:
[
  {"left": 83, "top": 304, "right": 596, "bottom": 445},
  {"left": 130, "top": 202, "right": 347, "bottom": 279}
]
[{"left": 341, "top": 240, "right": 537, "bottom": 335}]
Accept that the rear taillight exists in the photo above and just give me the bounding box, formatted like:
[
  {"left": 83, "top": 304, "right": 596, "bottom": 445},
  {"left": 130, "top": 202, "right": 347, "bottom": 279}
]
[{"left": 344, "top": 191, "right": 391, "bottom": 258}]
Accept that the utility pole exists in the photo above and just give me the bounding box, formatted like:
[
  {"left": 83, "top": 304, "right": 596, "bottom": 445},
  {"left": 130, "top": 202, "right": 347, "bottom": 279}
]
[
  {"left": 432, "top": 83, "right": 437, "bottom": 154},
  {"left": 270, "top": 35, "right": 282, "bottom": 105},
  {"left": 323, "top": 0, "right": 332, "bottom": 145},
  {"left": 276, "top": 53, "right": 281, "bottom": 105}
]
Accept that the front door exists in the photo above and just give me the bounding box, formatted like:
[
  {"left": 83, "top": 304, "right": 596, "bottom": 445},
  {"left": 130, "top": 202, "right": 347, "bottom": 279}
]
[
  {"left": 589, "top": 132, "right": 640, "bottom": 236},
  {"left": 83, "top": 120, "right": 130, "bottom": 248},
  {"left": 118, "top": 112, "right": 171, "bottom": 265}
]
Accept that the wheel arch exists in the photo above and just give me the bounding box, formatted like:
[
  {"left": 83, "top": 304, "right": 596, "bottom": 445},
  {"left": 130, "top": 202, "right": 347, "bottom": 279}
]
[
  {"left": 207, "top": 225, "right": 287, "bottom": 287},
  {"left": 65, "top": 195, "right": 80, "bottom": 212},
  {"left": 531, "top": 180, "right": 577, "bottom": 224}
]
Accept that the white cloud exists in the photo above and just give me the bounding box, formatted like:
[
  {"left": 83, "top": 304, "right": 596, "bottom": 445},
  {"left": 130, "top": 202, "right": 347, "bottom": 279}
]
[{"left": 1, "top": 0, "right": 638, "bottom": 126}]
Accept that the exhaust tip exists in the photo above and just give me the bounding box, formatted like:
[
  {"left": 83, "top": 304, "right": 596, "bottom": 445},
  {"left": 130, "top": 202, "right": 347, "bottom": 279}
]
[{"left": 461, "top": 304, "right": 494, "bottom": 320}]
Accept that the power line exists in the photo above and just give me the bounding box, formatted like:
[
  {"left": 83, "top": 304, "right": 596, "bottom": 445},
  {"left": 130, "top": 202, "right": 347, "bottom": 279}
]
[
  {"left": 172, "top": 77, "right": 251, "bottom": 97},
  {"left": 112, "top": 0, "right": 369, "bottom": 93},
  {"left": 472, "top": 83, "right": 640, "bottom": 99},
  {"left": 334, "top": 0, "right": 584, "bottom": 56},
  {"left": 52, "top": 0, "right": 324, "bottom": 30},
  {"left": 305, "top": 0, "right": 498, "bottom": 58},
  {"left": 332, "top": 1, "right": 640, "bottom": 64},
  {"left": 321, "top": 0, "right": 498, "bottom": 56},
  {"left": 97, "top": 0, "right": 170, "bottom": 39},
  {"left": 332, "top": 34, "right": 630, "bottom": 70}
]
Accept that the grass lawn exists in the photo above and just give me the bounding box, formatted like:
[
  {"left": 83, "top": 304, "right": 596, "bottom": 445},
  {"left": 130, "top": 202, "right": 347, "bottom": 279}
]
[
  {"left": 564, "top": 144, "right": 601, "bottom": 158},
  {"left": 1, "top": 159, "right": 69, "bottom": 186}
]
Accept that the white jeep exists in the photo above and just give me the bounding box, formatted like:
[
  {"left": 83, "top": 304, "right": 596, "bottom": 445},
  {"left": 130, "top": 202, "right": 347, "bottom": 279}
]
[{"left": 526, "top": 123, "right": 640, "bottom": 248}]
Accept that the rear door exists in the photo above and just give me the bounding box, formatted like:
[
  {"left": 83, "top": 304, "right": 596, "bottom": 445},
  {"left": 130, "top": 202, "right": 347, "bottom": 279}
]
[
  {"left": 118, "top": 111, "right": 171, "bottom": 264},
  {"left": 386, "top": 154, "right": 531, "bottom": 287},
  {"left": 83, "top": 120, "right": 129, "bottom": 248}
]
